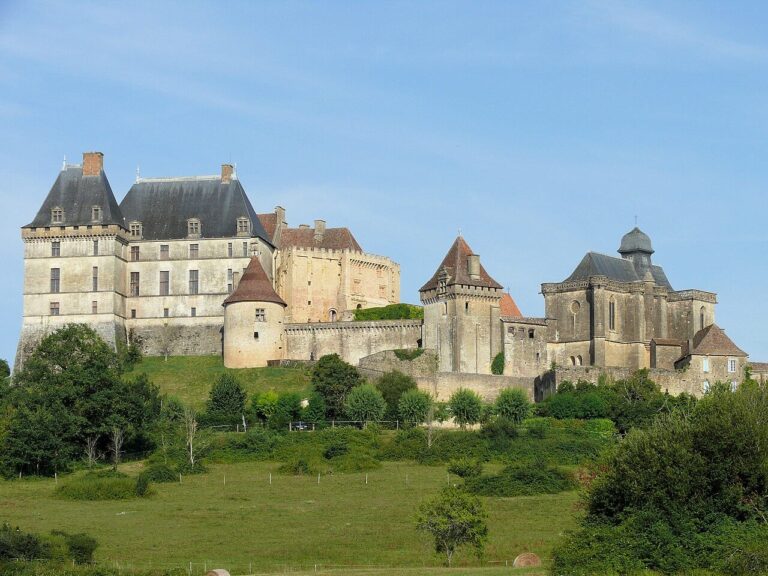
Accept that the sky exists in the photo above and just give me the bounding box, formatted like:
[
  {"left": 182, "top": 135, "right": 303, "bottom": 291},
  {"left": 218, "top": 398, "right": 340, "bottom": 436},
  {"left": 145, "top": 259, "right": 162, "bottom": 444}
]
[{"left": 1, "top": 0, "right": 767, "bottom": 365}]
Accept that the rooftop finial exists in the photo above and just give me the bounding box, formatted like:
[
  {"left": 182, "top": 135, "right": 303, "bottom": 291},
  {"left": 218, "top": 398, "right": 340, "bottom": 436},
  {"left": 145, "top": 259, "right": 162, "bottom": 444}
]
[
  {"left": 62, "top": 155, "right": 66, "bottom": 170},
  {"left": 136, "top": 165, "right": 140, "bottom": 183},
  {"left": 458, "top": 227, "right": 462, "bottom": 237}
]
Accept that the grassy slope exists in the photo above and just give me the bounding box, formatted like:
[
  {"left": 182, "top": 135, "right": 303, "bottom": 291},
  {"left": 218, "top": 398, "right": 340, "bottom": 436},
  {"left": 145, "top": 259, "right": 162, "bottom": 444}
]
[
  {"left": 0, "top": 461, "right": 580, "bottom": 575},
  {"left": 124, "top": 356, "right": 311, "bottom": 408}
]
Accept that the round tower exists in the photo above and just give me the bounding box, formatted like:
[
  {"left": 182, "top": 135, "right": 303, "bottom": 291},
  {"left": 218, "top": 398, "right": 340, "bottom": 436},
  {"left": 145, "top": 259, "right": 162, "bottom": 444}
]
[{"left": 223, "top": 258, "right": 287, "bottom": 368}]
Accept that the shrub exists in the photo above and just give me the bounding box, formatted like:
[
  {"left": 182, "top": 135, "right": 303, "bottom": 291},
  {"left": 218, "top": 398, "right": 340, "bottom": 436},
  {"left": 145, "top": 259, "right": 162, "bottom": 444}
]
[
  {"left": 490, "top": 352, "right": 504, "bottom": 375},
  {"left": 60, "top": 532, "right": 98, "bottom": 564},
  {"left": 448, "top": 457, "right": 483, "bottom": 478},
  {"left": 353, "top": 303, "right": 423, "bottom": 321},
  {"left": 464, "top": 463, "right": 577, "bottom": 497},
  {"left": 393, "top": 348, "right": 425, "bottom": 361},
  {"left": 0, "top": 522, "right": 46, "bottom": 561},
  {"left": 479, "top": 418, "right": 518, "bottom": 452},
  {"left": 250, "top": 390, "right": 279, "bottom": 424},
  {"left": 494, "top": 388, "right": 530, "bottom": 423},
  {"left": 138, "top": 463, "right": 178, "bottom": 483},
  {"left": 344, "top": 384, "right": 386, "bottom": 424},
  {"left": 301, "top": 392, "right": 326, "bottom": 424},
  {"left": 398, "top": 389, "right": 432, "bottom": 425},
  {"left": 448, "top": 389, "right": 483, "bottom": 429},
  {"left": 56, "top": 472, "right": 149, "bottom": 500},
  {"left": 323, "top": 438, "right": 349, "bottom": 459},
  {"left": 375, "top": 371, "right": 417, "bottom": 420},
  {"left": 278, "top": 457, "right": 321, "bottom": 476},
  {"left": 268, "top": 392, "right": 302, "bottom": 430},
  {"left": 417, "top": 431, "right": 490, "bottom": 465}
]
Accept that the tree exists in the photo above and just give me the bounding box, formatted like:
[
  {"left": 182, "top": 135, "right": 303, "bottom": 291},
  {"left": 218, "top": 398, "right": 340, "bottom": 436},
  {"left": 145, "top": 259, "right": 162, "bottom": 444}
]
[
  {"left": 416, "top": 487, "right": 488, "bottom": 566},
  {"left": 398, "top": 389, "right": 432, "bottom": 425},
  {"left": 494, "top": 388, "right": 531, "bottom": 424},
  {"left": 0, "top": 359, "right": 9, "bottom": 379},
  {"left": 344, "top": 384, "right": 386, "bottom": 425},
  {"left": 182, "top": 406, "right": 211, "bottom": 472},
  {"left": 250, "top": 390, "right": 279, "bottom": 424},
  {"left": 375, "top": 371, "right": 416, "bottom": 421},
  {"left": 311, "top": 354, "right": 362, "bottom": 419},
  {"left": 491, "top": 352, "right": 504, "bottom": 375},
  {"left": 206, "top": 373, "right": 246, "bottom": 423},
  {"left": 448, "top": 389, "right": 483, "bottom": 429},
  {"left": 268, "top": 392, "right": 303, "bottom": 430},
  {"left": 301, "top": 392, "right": 326, "bottom": 424},
  {"left": 109, "top": 425, "right": 124, "bottom": 470}
]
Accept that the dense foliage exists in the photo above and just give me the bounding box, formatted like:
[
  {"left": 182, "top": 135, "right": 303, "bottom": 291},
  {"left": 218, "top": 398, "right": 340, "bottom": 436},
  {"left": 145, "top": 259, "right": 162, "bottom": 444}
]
[
  {"left": 353, "top": 303, "right": 423, "bottom": 321},
  {"left": 393, "top": 348, "right": 425, "bottom": 361},
  {"left": 398, "top": 389, "right": 432, "bottom": 425},
  {"left": 494, "top": 388, "right": 530, "bottom": 424},
  {"left": 463, "top": 463, "right": 576, "bottom": 497},
  {"left": 310, "top": 354, "right": 362, "bottom": 419},
  {"left": 0, "top": 523, "right": 98, "bottom": 565},
  {"left": 490, "top": 352, "right": 504, "bottom": 375},
  {"left": 344, "top": 383, "right": 386, "bottom": 423},
  {"left": 375, "top": 370, "right": 416, "bottom": 420},
  {"left": 448, "top": 388, "right": 483, "bottom": 428},
  {"left": 204, "top": 373, "right": 246, "bottom": 425}
]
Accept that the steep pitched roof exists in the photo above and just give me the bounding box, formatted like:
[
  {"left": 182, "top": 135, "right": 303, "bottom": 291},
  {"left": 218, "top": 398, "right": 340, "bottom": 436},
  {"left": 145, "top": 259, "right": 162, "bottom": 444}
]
[
  {"left": 682, "top": 324, "right": 747, "bottom": 358},
  {"left": 24, "top": 165, "right": 125, "bottom": 228},
  {"left": 565, "top": 252, "right": 673, "bottom": 289},
  {"left": 420, "top": 236, "right": 503, "bottom": 292},
  {"left": 223, "top": 257, "right": 286, "bottom": 307},
  {"left": 256, "top": 212, "right": 278, "bottom": 242},
  {"left": 279, "top": 227, "right": 362, "bottom": 251},
  {"left": 119, "top": 177, "right": 271, "bottom": 243},
  {"left": 500, "top": 293, "right": 522, "bottom": 318}
]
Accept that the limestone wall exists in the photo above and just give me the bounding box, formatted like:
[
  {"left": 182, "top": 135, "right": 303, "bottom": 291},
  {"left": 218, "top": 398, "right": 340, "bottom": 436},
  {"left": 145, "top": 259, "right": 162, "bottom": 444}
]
[
  {"left": 415, "top": 372, "right": 535, "bottom": 402},
  {"left": 126, "top": 318, "right": 222, "bottom": 357},
  {"left": 357, "top": 349, "right": 438, "bottom": 380}
]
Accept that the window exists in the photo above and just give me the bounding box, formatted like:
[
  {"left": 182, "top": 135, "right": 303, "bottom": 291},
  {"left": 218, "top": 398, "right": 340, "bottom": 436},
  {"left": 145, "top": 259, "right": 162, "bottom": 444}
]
[
  {"left": 163, "top": 308, "right": 169, "bottom": 318},
  {"left": 189, "top": 270, "right": 199, "bottom": 294},
  {"left": 51, "top": 208, "right": 64, "bottom": 224},
  {"left": 189, "top": 244, "right": 199, "bottom": 259},
  {"left": 93, "top": 240, "right": 98, "bottom": 255},
  {"left": 702, "top": 357, "right": 710, "bottom": 373},
  {"left": 528, "top": 329, "right": 535, "bottom": 339},
  {"left": 50, "top": 268, "right": 60, "bottom": 293},
  {"left": 329, "top": 309, "right": 337, "bottom": 322},
  {"left": 91, "top": 301, "right": 98, "bottom": 314},
  {"left": 227, "top": 269, "right": 233, "bottom": 293},
  {"left": 92, "top": 266, "right": 98, "bottom": 292},
  {"left": 160, "top": 245, "right": 169, "bottom": 260},
  {"left": 576, "top": 355, "right": 583, "bottom": 366},
  {"left": 570, "top": 356, "right": 576, "bottom": 366},
  {"left": 129, "top": 222, "right": 142, "bottom": 238},
  {"left": 242, "top": 241, "right": 248, "bottom": 257},
  {"left": 307, "top": 300, "right": 312, "bottom": 305},
  {"left": 465, "top": 302, "right": 469, "bottom": 314},
  {"left": 130, "top": 309, "right": 136, "bottom": 319},
  {"left": 187, "top": 218, "right": 200, "bottom": 237},
  {"left": 191, "top": 307, "right": 196, "bottom": 317},
  {"left": 703, "top": 380, "right": 711, "bottom": 393},
  {"left": 728, "top": 358, "right": 737, "bottom": 373},
  {"left": 518, "top": 327, "right": 525, "bottom": 339},
  {"left": 50, "top": 301, "right": 60, "bottom": 316},
  {"left": 91, "top": 206, "right": 102, "bottom": 222},
  {"left": 227, "top": 242, "right": 233, "bottom": 258},
  {"left": 51, "top": 241, "right": 60, "bottom": 257},
  {"left": 159, "top": 271, "right": 169, "bottom": 295},
  {"left": 442, "top": 302, "right": 447, "bottom": 315},
  {"left": 253, "top": 331, "right": 259, "bottom": 340},
  {"left": 237, "top": 217, "right": 250, "bottom": 235},
  {"left": 255, "top": 308, "right": 266, "bottom": 322},
  {"left": 130, "top": 272, "right": 140, "bottom": 296},
  {"left": 609, "top": 299, "right": 616, "bottom": 331},
  {"left": 536, "top": 352, "right": 540, "bottom": 362},
  {"left": 131, "top": 246, "right": 140, "bottom": 261},
  {"left": 700, "top": 306, "right": 706, "bottom": 331}
]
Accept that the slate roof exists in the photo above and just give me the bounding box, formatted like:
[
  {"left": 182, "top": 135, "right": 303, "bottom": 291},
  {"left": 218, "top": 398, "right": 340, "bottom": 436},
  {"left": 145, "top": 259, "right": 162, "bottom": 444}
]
[
  {"left": 223, "top": 257, "right": 286, "bottom": 307},
  {"left": 565, "top": 252, "right": 673, "bottom": 289},
  {"left": 24, "top": 165, "right": 125, "bottom": 228},
  {"left": 279, "top": 227, "right": 362, "bottom": 251},
  {"left": 420, "top": 236, "right": 503, "bottom": 292},
  {"left": 681, "top": 324, "right": 747, "bottom": 358},
  {"left": 500, "top": 293, "right": 522, "bottom": 317},
  {"left": 619, "top": 226, "right": 654, "bottom": 254},
  {"left": 119, "top": 177, "right": 271, "bottom": 243}
]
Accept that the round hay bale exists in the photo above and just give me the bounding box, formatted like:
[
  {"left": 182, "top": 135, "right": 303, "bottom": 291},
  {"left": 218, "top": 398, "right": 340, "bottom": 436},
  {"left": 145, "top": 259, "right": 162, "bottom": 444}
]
[
  {"left": 205, "top": 570, "right": 230, "bottom": 576},
  {"left": 513, "top": 552, "right": 541, "bottom": 568}
]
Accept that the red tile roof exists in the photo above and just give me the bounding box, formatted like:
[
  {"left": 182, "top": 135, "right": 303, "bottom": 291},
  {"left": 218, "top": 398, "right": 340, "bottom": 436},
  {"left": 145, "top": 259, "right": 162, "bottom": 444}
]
[
  {"left": 682, "top": 324, "right": 747, "bottom": 358},
  {"left": 500, "top": 293, "right": 522, "bottom": 317},
  {"left": 279, "top": 226, "right": 362, "bottom": 251},
  {"left": 420, "top": 236, "right": 503, "bottom": 292},
  {"left": 256, "top": 212, "right": 278, "bottom": 242},
  {"left": 223, "top": 258, "right": 286, "bottom": 307}
]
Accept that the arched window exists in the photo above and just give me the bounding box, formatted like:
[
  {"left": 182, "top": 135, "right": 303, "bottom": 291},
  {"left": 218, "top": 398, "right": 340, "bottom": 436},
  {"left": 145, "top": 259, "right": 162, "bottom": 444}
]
[
  {"left": 699, "top": 306, "right": 706, "bottom": 331},
  {"left": 576, "top": 355, "right": 583, "bottom": 366},
  {"left": 570, "top": 356, "right": 576, "bottom": 366},
  {"left": 609, "top": 298, "right": 616, "bottom": 331},
  {"left": 329, "top": 309, "right": 337, "bottom": 322}
]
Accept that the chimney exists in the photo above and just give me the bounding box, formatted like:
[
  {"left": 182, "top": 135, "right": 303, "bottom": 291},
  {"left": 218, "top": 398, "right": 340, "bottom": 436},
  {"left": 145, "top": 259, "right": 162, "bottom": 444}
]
[
  {"left": 221, "top": 163, "right": 234, "bottom": 183},
  {"left": 299, "top": 224, "right": 310, "bottom": 229},
  {"left": 467, "top": 254, "right": 480, "bottom": 280},
  {"left": 314, "top": 219, "right": 326, "bottom": 242},
  {"left": 82, "top": 152, "right": 104, "bottom": 176},
  {"left": 275, "top": 206, "right": 286, "bottom": 226}
]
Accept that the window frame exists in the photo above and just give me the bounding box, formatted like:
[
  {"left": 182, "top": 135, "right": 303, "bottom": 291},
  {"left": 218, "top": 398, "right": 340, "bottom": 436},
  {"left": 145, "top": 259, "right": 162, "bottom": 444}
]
[
  {"left": 189, "top": 269, "right": 199, "bottom": 295},
  {"left": 51, "top": 241, "right": 60, "bottom": 257},
  {"left": 159, "top": 271, "right": 170, "bottom": 296},
  {"left": 130, "top": 271, "right": 140, "bottom": 297},
  {"left": 50, "top": 268, "right": 60, "bottom": 293},
  {"left": 51, "top": 207, "right": 64, "bottom": 224},
  {"left": 50, "top": 301, "right": 60, "bottom": 316}
]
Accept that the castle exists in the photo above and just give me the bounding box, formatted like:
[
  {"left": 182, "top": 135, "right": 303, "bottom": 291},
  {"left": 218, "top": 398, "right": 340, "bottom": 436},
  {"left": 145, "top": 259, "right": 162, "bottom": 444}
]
[{"left": 17, "top": 151, "right": 758, "bottom": 398}]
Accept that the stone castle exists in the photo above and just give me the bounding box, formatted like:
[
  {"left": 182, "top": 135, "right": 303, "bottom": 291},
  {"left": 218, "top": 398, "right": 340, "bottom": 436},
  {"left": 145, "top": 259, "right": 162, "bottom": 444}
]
[{"left": 17, "top": 151, "right": 760, "bottom": 398}]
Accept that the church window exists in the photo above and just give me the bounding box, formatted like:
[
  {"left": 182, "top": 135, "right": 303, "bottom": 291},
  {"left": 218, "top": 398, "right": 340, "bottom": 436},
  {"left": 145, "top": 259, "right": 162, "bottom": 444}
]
[
  {"left": 728, "top": 358, "right": 737, "bottom": 373},
  {"left": 51, "top": 207, "right": 64, "bottom": 224},
  {"left": 189, "top": 244, "right": 199, "bottom": 259},
  {"left": 189, "top": 270, "right": 199, "bottom": 294},
  {"left": 191, "top": 307, "right": 196, "bottom": 317},
  {"left": 242, "top": 241, "right": 248, "bottom": 257},
  {"left": 51, "top": 241, "right": 60, "bottom": 257},
  {"left": 92, "top": 267, "right": 98, "bottom": 292},
  {"left": 50, "top": 301, "right": 60, "bottom": 316},
  {"left": 227, "top": 242, "right": 233, "bottom": 258},
  {"left": 129, "top": 222, "right": 142, "bottom": 238},
  {"left": 50, "top": 268, "right": 60, "bottom": 293},
  {"left": 255, "top": 308, "right": 266, "bottom": 322},
  {"left": 131, "top": 246, "right": 140, "bottom": 261},
  {"left": 91, "top": 301, "right": 98, "bottom": 314},
  {"left": 160, "top": 245, "right": 169, "bottom": 260},
  {"left": 130, "top": 272, "right": 140, "bottom": 296},
  {"left": 529, "top": 329, "right": 535, "bottom": 339},
  {"left": 159, "top": 271, "right": 169, "bottom": 295},
  {"left": 700, "top": 306, "right": 706, "bottom": 331},
  {"left": 187, "top": 218, "right": 201, "bottom": 238},
  {"left": 702, "top": 357, "right": 710, "bottom": 373},
  {"left": 163, "top": 308, "right": 169, "bottom": 318},
  {"left": 93, "top": 240, "right": 98, "bottom": 255},
  {"left": 609, "top": 299, "right": 616, "bottom": 331},
  {"left": 91, "top": 206, "right": 102, "bottom": 222},
  {"left": 237, "top": 217, "right": 250, "bottom": 235}
]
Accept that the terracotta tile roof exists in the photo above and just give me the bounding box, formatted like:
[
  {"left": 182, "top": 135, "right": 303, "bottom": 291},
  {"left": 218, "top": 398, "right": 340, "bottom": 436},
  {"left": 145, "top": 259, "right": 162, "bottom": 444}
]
[
  {"left": 277, "top": 226, "right": 361, "bottom": 251},
  {"left": 223, "top": 258, "right": 286, "bottom": 307},
  {"left": 749, "top": 362, "right": 768, "bottom": 373},
  {"left": 420, "top": 236, "right": 503, "bottom": 292},
  {"left": 500, "top": 293, "right": 522, "bottom": 317},
  {"left": 682, "top": 324, "right": 747, "bottom": 358},
  {"left": 257, "top": 212, "right": 278, "bottom": 242}
]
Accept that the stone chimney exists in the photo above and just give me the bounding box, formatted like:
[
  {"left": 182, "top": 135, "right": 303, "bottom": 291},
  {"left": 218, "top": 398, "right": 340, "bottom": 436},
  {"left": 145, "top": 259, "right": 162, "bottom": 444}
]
[
  {"left": 314, "top": 219, "right": 326, "bottom": 242},
  {"left": 82, "top": 152, "right": 104, "bottom": 176},
  {"left": 275, "top": 206, "right": 286, "bottom": 226},
  {"left": 467, "top": 254, "right": 480, "bottom": 280},
  {"left": 221, "top": 163, "right": 234, "bottom": 183}
]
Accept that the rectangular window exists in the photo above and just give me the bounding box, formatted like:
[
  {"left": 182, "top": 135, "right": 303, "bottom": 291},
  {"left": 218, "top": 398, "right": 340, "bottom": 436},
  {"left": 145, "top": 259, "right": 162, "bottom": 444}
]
[
  {"left": 191, "top": 307, "right": 197, "bottom": 317},
  {"left": 51, "top": 241, "right": 60, "bottom": 257},
  {"left": 728, "top": 358, "right": 737, "bottom": 373},
  {"left": 255, "top": 308, "right": 266, "bottom": 322},
  {"left": 227, "top": 242, "right": 233, "bottom": 258},
  {"left": 159, "top": 271, "right": 169, "bottom": 295},
  {"left": 92, "top": 206, "right": 101, "bottom": 221},
  {"left": 129, "top": 222, "right": 141, "bottom": 237},
  {"left": 227, "top": 268, "right": 233, "bottom": 293},
  {"left": 91, "top": 301, "right": 98, "bottom": 314},
  {"left": 237, "top": 218, "right": 250, "bottom": 234},
  {"left": 131, "top": 246, "right": 140, "bottom": 261},
  {"left": 187, "top": 220, "right": 200, "bottom": 237},
  {"left": 92, "top": 266, "right": 98, "bottom": 292},
  {"left": 130, "top": 308, "right": 136, "bottom": 319},
  {"left": 189, "top": 244, "right": 199, "bottom": 259},
  {"left": 50, "top": 268, "right": 60, "bottom": 293},
  {"left": 609, "top": 301, "right": 616, "bottom": 331},
  {"left": 160, "top": 245, "right": 169, "bottom": 260},
  {"left": 189, "top": 270, "right": 199, "bottom": 294},
  {"left": 93, "top": 240, "right": 98, "bottom": 255},
  {"left": 130, "top": 272, "right": 140, "bottom": 296},
  {"left": 52, "top": 208, "right": 63, "bottom": 224},
  {"left": 163, "top": 308, "right": 169, "bottom": 318},
  {"left": 50, "top": 301, "right": 60, "bottom": 316},
  {"left": 242, "top": 241, "right": 248, "bottom": 257},
  {"left": 702, "top": 357, "right": 710, "bottom": 373}
]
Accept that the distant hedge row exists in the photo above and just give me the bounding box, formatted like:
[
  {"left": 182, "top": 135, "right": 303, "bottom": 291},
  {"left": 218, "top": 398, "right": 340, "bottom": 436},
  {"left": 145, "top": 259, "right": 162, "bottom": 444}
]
[{"left": 353, "top": 304, "right": 423, "bottom": 321}]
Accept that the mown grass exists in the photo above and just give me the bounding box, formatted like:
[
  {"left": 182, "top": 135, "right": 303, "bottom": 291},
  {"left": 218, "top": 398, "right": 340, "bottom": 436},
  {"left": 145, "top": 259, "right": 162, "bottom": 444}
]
[
  {"left": 124, "top": 356, "right": 311, "bottom": 407},
  {"left": 0, "top": 461, "right": 580, "bottom": 575}
]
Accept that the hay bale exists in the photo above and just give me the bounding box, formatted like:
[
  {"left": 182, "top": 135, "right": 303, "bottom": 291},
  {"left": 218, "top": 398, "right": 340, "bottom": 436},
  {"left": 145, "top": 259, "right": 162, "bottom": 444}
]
[
  {"left": 205, "top": 570, "right": 230, "bottom": 576},
  {"left": 513, "top": 552, "right": 541, "bottom": 567}
]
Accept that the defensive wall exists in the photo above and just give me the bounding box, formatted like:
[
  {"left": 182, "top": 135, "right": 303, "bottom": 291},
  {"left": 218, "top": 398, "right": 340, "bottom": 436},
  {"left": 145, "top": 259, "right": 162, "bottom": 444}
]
[{"left": 547, "top": 365, "right": 707, "bottom": 397}]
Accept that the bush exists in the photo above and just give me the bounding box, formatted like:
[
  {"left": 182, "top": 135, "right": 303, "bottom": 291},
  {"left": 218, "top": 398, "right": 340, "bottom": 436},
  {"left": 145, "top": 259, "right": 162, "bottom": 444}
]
[
  {"left": 277, "top": 457, "right": 321, "bottom": 476},
  {"left": 56, "top": 472, "right": 150, "bottom": 500},
  {"left": 301, "top": 392, "right": 326, "bottom": 424},
  {"left": 375, "top": 371, "right": 417, "bottom": 420},
  {"left": 353, "top": 303, "right": 423, "bottom": 321},
  {"left": 0, "top": 523, "right": 46, "bottom": 561},
  {"left": 344, "top": 384, "right": 386, "bottom": 423},
  {"left": 54, "top": 532, "right": 98, "bottom": 564},
  {"left": 479, "top": 418, "right": 518, "bottom": 452},
  {"left": 464, "top": 463, "right": 576, "bottom": 497},
  {"left": 448, "top": 389, "right": 483, "bottom": 429},
  {"left": 138, "top": 463, "right": 177, "bottom": 483},
  {"left": 494, "top": 388, "right": 530, "bottom": 424},
  {"left": 393, "top": 348, "right": 425, "bottom": 361},
  {"left": 448, "top": 457, "right": 483, "bottom": 478},
  {"left": 268, "top": 392, "right": 302, "bottom": 430},
  {"left": 490, "top": 352, "right": 504, "bottom": 375},
  {"left": 398, "top": 389, "right": 432, "bottom": 425}
]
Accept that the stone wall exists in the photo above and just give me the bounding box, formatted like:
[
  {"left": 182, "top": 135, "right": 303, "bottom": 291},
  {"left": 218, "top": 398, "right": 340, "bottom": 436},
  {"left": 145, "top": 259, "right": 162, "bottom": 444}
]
[
  {"left": 127, "top": 318, "right": 222, "bottom": 357},
  {"left": 415, "top": 372, "right": 535, "bottom": 402},
  {"left": 357, "top": 349, "right": 438, "bottom": 380}
]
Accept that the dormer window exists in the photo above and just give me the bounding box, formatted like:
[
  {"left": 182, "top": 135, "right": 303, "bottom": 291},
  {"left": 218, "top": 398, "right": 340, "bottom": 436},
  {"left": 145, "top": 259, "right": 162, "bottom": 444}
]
[
  {"left": 187, "top": 218, "right": 201, "bottom": 238},
  {"left": 51, "top": 207, "right": 64, "bottom": 224},
  {"left": 91, "top": 206, "right": 102, "bottom": 222},
  {"left": 129, "top": 221, "right": 142, "bottom": 238},
  {"left": 237, "top": 217, "right": 250, "bottom": 236}
]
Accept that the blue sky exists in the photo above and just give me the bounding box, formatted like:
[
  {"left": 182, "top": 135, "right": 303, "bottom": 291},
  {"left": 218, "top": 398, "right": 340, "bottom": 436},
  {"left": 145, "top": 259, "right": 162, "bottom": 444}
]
[{"left": 1, "top": 1, "right": 767, "bottom": 365}]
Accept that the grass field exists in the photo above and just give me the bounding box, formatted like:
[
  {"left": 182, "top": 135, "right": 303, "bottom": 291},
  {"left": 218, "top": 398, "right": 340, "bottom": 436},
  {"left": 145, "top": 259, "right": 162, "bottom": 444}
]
[
  {"left": 0, "top": 461, "right": 580, "bottom": 575},
  {"left": 124, "top": 356, "right": 311, "bottom": 407}
]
